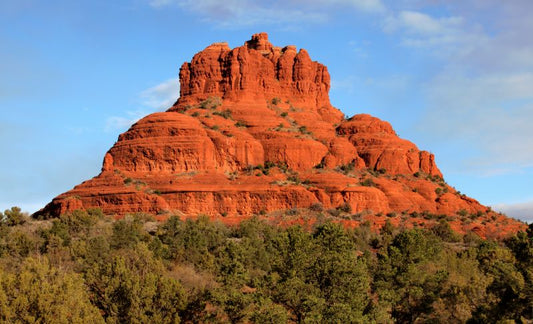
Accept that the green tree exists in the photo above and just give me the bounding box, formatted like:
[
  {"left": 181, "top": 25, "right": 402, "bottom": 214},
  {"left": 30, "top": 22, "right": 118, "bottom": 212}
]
[
  {"left": 374, "top": 229, "right": 447, "bottom": 322},
  {"left": 312, "top": 223, "right": 372, "bottom": 322},
  {"left": 1, "top": 206, "right": 27, "bottom": 226},
  {"left": 158, "top": 215, "right": 227, "bottom": 270},
  {"left": 0, "top": 257, "right": 103, "bottom": 323},
  {"left": 85, "top": 243, "right": 186, "bottom": 323},
  {"left": 472, "top": 240, "right": 528, "bottom": 321}
]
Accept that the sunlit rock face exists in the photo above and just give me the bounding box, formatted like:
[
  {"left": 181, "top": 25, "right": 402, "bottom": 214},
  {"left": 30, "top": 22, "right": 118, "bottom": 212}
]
[{"left": 36, "top": 33, "right": 525, "bottom": 238}]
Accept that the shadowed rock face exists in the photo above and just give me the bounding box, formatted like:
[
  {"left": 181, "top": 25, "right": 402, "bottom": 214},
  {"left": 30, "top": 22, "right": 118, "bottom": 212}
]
[{"left": 36, "top": 33, "right": 525, "bottom": 238}]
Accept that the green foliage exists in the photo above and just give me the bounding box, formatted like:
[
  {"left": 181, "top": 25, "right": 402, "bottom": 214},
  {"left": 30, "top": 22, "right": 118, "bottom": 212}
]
[
  {"left": 1, "top": 207, "right": 27, "bottom": 226},
  {"left": 360, "top": 178, "right": 376, "bottom": 187},
  {"left": 435, "top": 187, "right": 449, "bottom": 195},
  {"left": 298, "top": 125, "right": 312, "bottom": 135},
  {"left": 431, "top": 220, "right": 461, "bottom": 242},
  {"left": 111, "top": 217, "right": 148, "bottom": 249},
  {"left": 212, "top": 109, "right": 232, "bottom": 119},
  {"left": 0, "top": 257, "right": 104, "bottom": 323},
  {"left": 199, "top": 96, "right": 222, "bottom": 109},
  {"left": 337, "top": 202, "right": 352, "bottom": 213},
  {"left": 309, "top": 202, "right": 324, "bottom": 212},
  {"left": 287, "top": 174, "right": 301, "bottom": 184},
  {"left": 158, "top": 216, "right": 228, "bottom": 270},
  {"left": 0, "top": 207, "right": 531, "bottom": 322},
  {"left": 234, "top": 120, "right": 249, "bottom": 128},
  {"left": 271, "top": 97, "right": 281, "bottom": 105},
  {"left": 375, "top": 229, "right": 446, "bottom": 322},
  {"left": 85, "top": 243, "right": 186, "bottom": 323},
  {"left": 336, "top": 161, "right": 355, "bottom": 174}
]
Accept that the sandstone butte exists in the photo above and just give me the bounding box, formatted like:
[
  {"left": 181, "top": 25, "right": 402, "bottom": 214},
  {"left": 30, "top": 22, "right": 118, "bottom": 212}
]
[{"left": 35, "top": 33, "right": 525, "bottom": 238}]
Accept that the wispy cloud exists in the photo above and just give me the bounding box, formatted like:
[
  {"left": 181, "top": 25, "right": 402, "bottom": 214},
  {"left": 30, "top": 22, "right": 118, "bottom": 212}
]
[
  {"left": 381, "top": 9, "right": 486, "bottom": 57},
  {"left": 148, "top": 0, "right": 384, "bottom": 26},
  {"left": 144, "top": 0, "right": 533, "bottom": 179},
  {"left": 383, "top": 10, "right": 463, "bottom": 35},
  {"left": 140, "top": 78, "right": 179, "bottom": 110},
  {"left": 105, "top": 78, "right": 179, "bottom": 131},
  {"left": 295, "top": 0, "right": 385, "bottom": 13},
  {"left": 418, "top": 71, "right": 533, "bottom": 172},
  {"left": 377, "top": 2, "right": 533, "bottom": 175},
  {"left": 494, "top": 200, "right": 533, "bottom": 223},
  {"left": 150, "top": 0, "right": 324, "bottom": 26},
  {"left": 105, "top": 110, "right": 149, "bottom": 132}
]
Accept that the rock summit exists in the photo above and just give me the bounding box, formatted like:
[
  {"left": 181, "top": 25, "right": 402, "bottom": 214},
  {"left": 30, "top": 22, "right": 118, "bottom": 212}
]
[{"left": 36, "top": 33, "right": 524, "bottom": 237}]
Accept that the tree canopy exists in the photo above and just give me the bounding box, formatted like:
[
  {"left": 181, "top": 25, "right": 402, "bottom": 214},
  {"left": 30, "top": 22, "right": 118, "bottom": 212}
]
[{"left": 0, "top": 207, "right": 531, "bottom": 322}]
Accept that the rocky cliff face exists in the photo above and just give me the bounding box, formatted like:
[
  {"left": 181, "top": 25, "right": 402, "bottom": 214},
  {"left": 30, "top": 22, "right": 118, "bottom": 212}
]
[{"left": 36, "top": 33, "right": 525, "bottom": 237}]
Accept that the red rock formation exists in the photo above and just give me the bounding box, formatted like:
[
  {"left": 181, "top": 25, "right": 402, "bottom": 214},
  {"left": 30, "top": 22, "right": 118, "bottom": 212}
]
[{"left": 35, "top": 33, "right": 525, "bottom": 238}]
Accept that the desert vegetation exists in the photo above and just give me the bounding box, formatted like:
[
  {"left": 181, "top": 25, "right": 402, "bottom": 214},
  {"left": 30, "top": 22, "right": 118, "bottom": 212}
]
[{"left": 0, "top": 207, "right": 531, "bottom": 323}]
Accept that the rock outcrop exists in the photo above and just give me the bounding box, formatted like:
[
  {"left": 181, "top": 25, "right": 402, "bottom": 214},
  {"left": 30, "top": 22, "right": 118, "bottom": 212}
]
[{"left": 35, "top": 33, "right": 525, "bottom": 238}]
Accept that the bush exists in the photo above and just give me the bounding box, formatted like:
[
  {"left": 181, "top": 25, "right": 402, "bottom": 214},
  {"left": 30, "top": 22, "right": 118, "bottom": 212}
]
[
  {"left": 235, "top": 120, "right": 249, "bottom": 128},
  {"left": 287, "top": 174, "right": 301, "bottom": 184},
  {"left": 337, "top": 162, "right": 355, "bottom": 174},
  {"left": 309, "top": 203, "right": 324, "bottom": 212},
  {"left": 337, "top": 202, "right": 352, "bottom": 213},
  {"left": 298, "top": 126, "right": 312, "bottom": 135},
  {"left": 286, "top": 208, "right": 298, "bottom": 216},
  {"left": 2, "top": 206, "right": 27, "bottom": 226},
  {"left": 199, "top": 96, "right": 222, "bottom": 109},
  {"left": 360, "top": 178, "right": 376, "bottom": 187},
  {"left": 1, "top": 206, "right": 531, "bottom": 322},
  {"left": 431, "top": 220, "right": 461, "bottom": 242},
  {"left": 0, "top": 258, "right": 104, "bottom": 323},
  {"left": 264, "top": 161, "right": 276, "bottom": 169},
  {"left": 213, "top": 109, "right": 232, "bottom": 119}
]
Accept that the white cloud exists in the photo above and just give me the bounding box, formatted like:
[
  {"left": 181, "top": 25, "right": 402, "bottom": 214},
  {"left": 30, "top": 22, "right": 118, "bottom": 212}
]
[
  {"left": 375, "top": 2, "right": 533, "bottom": 175},
  {"left": 302, "top": 0, "right": 385, "bottom": 13},
  {"left": 149, "top": 0, "right": 325, "bottom": 26},
  {"left": 140, "top": 78, "right": 179, "bottom": 110},
  {"left": 105, "top": 110, "right": 149, "bottom": 132},
  {"left": 381, "top": 9, "right": 478, "bottom": 53},
  {"left": 148, "top": 0, "right": 384, "bottom": 26},
  {"left": 494, "top": 200, "right": 533, "bottom": 223},
  {"left": 143, "top": 0, "right": 533, "bottom": 179},
  {"left": 105, "top": 78, "right": 179, "bottom": 131},
  {"left": 384, "top": 10, "right": 463, "bottom": 35},
  {"left": 419, "top": 72, "right": 533, "bottom": 171}
]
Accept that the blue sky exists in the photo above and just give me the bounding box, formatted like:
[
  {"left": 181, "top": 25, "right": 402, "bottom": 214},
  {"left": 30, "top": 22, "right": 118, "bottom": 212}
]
[{"left": 1, "top": 0, "right": 532, "bottom": 221}]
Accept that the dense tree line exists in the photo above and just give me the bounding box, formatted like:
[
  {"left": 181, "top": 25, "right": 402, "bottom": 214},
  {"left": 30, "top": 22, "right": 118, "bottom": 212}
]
[{"left": 0, "top": 206, "right": 531, "bottom": 323}]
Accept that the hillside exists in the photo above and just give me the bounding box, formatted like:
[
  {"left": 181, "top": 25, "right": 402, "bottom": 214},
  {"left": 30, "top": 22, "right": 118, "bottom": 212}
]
[{"left": 35, "top": 33, "right": 525, "bottom": 238}]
